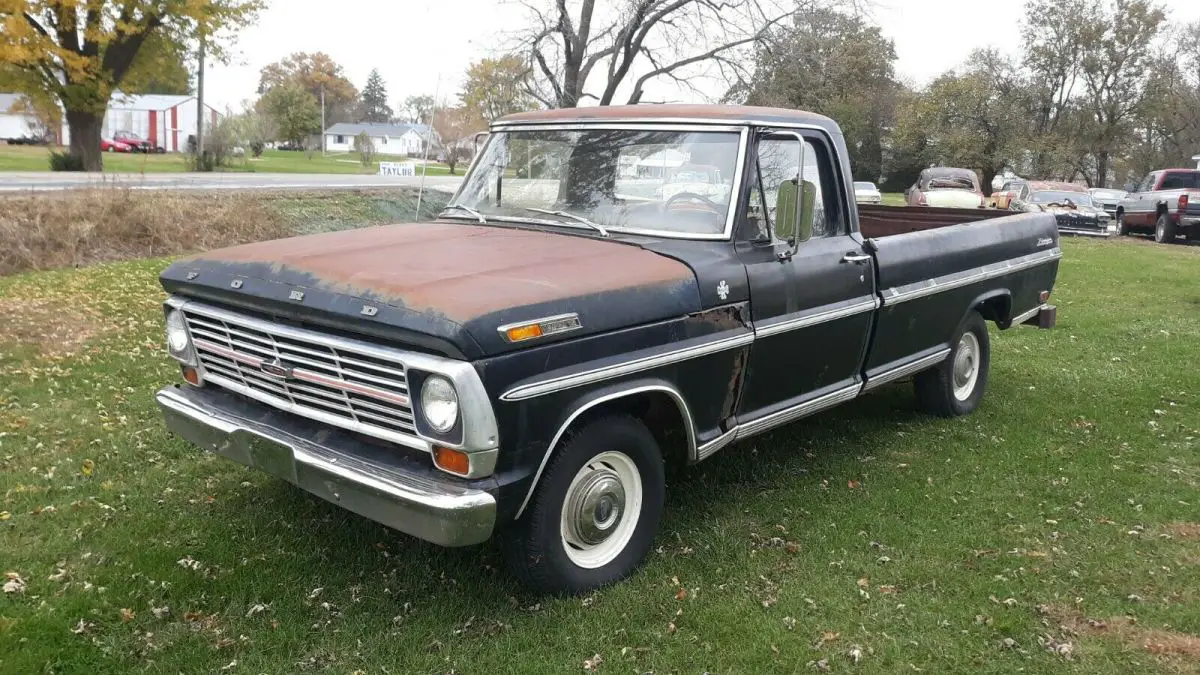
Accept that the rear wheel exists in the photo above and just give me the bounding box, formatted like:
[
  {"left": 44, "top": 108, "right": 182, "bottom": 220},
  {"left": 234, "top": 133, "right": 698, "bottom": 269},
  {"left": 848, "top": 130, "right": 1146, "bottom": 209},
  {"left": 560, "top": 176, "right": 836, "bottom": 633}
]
[
  {"left": 500, "top": 415, "right": 665, "bottom": 595},
  {"left": 914, "top": 312, "right": 991, "bottom": 417},
  {"left": 1155, "top": 214, "right": 1177, "bottom": 244}
]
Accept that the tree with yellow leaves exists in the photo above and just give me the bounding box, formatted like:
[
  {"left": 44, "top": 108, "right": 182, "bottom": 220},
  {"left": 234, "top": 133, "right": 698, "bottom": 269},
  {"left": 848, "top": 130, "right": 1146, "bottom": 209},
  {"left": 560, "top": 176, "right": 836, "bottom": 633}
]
[{"left": 0, "top": 1, "right": 263, "bottom": 171}]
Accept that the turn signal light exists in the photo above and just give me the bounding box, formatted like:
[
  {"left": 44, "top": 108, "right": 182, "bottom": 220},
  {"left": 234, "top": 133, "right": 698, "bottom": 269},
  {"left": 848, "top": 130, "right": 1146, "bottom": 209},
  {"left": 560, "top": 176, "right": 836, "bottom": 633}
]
[
  {"left": 1180, "top": 194, "right": 1189, "bottom": 213},
  {"left": 504, "top": 324, "right": 544, "bottom": 342},
  {"left": 433, "top": 445, "right": 470, "bottom": 477},
  {"left": 183, "top": 366, "right": 201, "bottom": 385}
]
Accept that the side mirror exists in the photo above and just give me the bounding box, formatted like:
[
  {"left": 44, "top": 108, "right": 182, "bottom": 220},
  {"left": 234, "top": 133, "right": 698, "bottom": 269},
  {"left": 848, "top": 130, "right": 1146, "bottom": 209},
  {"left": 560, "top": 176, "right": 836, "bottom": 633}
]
[{"left": 774, "top": 179, "right": 817, "bottom": 245}]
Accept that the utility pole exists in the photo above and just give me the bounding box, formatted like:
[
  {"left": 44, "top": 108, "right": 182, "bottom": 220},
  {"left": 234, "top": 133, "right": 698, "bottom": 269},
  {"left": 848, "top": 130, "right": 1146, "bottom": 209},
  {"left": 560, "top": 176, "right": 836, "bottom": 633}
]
[
  {"left": 196, "top": 35, "right": 206, "bottom": 156},
  {"left": 320, "top": 83, "right": 326, "bottom": 156}
]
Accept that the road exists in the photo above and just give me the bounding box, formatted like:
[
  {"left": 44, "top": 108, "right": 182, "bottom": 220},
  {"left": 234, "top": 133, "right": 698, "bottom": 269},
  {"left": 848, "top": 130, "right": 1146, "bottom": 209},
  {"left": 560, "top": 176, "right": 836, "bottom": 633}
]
[{"left": 0, "top": 172, "right": 464, "bottom": 193}]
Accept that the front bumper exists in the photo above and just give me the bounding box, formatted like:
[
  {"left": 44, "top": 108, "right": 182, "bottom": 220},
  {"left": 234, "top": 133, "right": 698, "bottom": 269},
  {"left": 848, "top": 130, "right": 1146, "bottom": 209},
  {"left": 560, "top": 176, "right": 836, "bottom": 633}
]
[{"left": 156, "top": 385, "right": 496, "bottom": 546}]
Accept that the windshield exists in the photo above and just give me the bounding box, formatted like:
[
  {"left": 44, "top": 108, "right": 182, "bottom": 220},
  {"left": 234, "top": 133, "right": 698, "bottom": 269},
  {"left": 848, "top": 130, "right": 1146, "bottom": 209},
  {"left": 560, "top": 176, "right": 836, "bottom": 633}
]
[
  {"left": 853, "top": 182, "right": 876, "bottom": 190},
  {"left": 448, "top": 127, "right": 743, "bottom": 237},
  {"left": 1090, "top": 189, "right": 1125, "bottom": 200},
  {"left": 1031, "top": 191, "right": 1092, "bottom": 206}
]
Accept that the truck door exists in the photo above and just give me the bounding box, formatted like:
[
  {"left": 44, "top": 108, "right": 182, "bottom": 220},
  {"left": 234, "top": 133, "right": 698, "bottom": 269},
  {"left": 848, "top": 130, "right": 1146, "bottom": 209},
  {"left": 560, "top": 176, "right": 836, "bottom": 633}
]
[{"left": 735, "top": 130, "right": 876, "bottom": 426}]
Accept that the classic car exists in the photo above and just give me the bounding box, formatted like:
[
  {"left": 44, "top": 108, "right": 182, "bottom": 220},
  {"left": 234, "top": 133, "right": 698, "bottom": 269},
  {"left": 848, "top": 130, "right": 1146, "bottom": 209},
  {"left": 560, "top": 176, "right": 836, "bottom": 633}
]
[
  {"left": 905, "top": 167, "right": 986, "bottom": 208},
  {"left": 100, "top": 138, "right": 133, "bottom": 153},
  {"left": 989, "top": 179, "right": 1026, "bottom": 209},
  {"left": 853, "top": 181, "right": 882, "bottom": 204},
  {"left": 156, "top": 105, "right": 1060, "bottom": 594},
  {"left": 1088, "top": 187, "right": 1126, "bottom": 218},
  {"left": 1010, "top": 181, "right": 1113, "bottom": 237},
  {"left": 1116, "top": 169, "right": 1200, "bottom": 243}
]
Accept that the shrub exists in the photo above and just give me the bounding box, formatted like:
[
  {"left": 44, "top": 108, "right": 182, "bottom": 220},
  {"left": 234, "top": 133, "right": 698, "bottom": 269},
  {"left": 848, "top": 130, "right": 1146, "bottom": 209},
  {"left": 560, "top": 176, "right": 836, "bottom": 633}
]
[
  {"left": 48, "top": 152, "right": 85, "bottom": 172},
  {"left": 353, "top": 132, "right": 376, "bottom": 167},
  {"left": 250, "top": 140, "right": 265, "bottom": 157}
]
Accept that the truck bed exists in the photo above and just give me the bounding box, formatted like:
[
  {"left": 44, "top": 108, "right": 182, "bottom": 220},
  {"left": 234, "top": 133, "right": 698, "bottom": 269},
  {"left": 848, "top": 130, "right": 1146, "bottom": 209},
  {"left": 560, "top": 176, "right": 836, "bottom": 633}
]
[{"left": 858, "top": 204, "right": 998, "bottom": 238}]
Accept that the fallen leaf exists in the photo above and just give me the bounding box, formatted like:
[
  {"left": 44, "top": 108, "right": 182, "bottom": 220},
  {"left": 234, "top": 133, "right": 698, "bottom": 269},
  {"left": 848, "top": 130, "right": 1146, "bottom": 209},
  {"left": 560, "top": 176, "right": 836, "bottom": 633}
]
[
  {"left": 81, "top": 459, "right": 95, "bottom": 477},
  {"left": 857, "top": 577, "right": 869, "bottom": 589},
  {"left": 0, "top": 511, "right": 10, "bottom": 521},
  {"left": 675, "top": 587, "right": 687, "bottom": 601},
  {"left": 245, "top": 603, "right": 268, "bottom": 618},
  {"left": 848, "top": 645, "right": 864, "bottom": 663},
  {"left": 3, "top": 572, "right": 25, "bottom": 594},
  {"left": 48, "top": 568, "right": 68, "bottom": 582},
  {"left": 848, "top": 480, "right": 861, "bottom": 489},
  {"left": 583, "top": 653, "right": 604, "bottom": 671},
  {"left": 71, "top": 619, "right": 95, "bottom": 635},
  {"left": 879, "top": 585, "right": 897, "bottom": 594},
  {"left": 151, "top": 606, "right": 170, "bottom": 619},
  {"left": 119, "top": 608, "right": 134, "bottom": 622}
]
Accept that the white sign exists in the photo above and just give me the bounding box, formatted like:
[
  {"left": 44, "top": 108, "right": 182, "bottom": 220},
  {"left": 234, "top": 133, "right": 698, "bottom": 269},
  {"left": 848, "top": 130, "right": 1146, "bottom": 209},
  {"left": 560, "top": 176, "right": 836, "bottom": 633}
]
[{"left": 378, "top": 161, "right": 416, "bottom": 177}]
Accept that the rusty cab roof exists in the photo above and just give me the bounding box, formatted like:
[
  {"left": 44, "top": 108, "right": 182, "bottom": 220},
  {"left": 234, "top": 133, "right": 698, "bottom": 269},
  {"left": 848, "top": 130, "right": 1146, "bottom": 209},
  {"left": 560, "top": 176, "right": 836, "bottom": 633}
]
[{"left": 494, "top": 104, "right": 840, "bottom": 132}]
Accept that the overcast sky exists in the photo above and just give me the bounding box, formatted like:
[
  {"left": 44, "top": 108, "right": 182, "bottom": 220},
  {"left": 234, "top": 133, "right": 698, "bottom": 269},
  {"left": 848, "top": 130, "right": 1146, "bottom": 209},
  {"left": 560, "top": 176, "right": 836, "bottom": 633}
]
[{"left": 205, "top": 0, "right": 1200, "bottom": 113}]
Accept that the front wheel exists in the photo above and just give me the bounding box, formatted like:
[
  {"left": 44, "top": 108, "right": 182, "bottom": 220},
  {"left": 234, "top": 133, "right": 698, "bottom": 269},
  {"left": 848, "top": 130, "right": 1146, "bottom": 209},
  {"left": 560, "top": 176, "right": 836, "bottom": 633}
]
[
  {"left": 1116, "top": 212, "right": 1130, "bottom": 236},
  {"left": 914, "top": 312, "right": 991, "bottom": 417},
  {"left": 500, "top": 415, "right": 665, "bottom": 595}
]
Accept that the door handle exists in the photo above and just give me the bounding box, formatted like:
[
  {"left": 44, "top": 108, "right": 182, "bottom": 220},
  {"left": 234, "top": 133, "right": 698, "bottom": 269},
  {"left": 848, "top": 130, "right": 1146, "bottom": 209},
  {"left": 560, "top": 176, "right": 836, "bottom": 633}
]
[{"left": 841, "top": 253, "right": 871, "bottom": 265}]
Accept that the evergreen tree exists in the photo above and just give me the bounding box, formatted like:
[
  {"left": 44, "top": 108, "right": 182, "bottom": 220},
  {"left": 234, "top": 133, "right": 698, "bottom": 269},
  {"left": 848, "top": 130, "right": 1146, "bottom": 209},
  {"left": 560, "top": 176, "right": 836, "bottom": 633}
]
[{"left": 359, "top": 69, "right": 393, "bottom": 123}]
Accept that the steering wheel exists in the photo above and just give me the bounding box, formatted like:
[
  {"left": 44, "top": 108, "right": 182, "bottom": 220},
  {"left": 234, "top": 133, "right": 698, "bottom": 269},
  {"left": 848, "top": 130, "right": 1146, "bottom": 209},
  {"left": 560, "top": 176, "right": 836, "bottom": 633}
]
[{"left": 665, "top": 191, "right": 720, "bottom": 212}]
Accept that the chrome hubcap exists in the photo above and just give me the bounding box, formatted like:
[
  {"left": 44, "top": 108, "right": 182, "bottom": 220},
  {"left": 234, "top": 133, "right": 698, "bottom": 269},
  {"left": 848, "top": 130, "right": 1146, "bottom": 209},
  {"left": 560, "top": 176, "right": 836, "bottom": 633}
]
[
  {"left": 564, "top": 471, "right": 626, "bottom": 546},
  {"left": 952, "top": 332, "right": 980, "bottom": 401},
  {"left": 560, "top": 451, "right": 642, "bottom": 569}
]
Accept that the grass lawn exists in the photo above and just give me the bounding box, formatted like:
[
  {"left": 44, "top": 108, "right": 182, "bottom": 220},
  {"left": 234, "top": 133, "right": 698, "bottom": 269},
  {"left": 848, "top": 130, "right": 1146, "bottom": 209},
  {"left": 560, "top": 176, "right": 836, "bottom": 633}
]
[
  {"left": 881, "top": 192, "right": 906, "bottom": 206},
  {"left": 1, "top": 238, "right": 1198, "bottom": 673},
  {"left": 0, "top": 145, "right": 464, "bottom": 176}
]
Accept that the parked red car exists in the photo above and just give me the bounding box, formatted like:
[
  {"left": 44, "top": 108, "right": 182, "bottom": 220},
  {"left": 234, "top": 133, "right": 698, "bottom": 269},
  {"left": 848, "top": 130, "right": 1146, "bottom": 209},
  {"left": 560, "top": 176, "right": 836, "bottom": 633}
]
[
  {"left": 100, "top": 138, "right": 133, "bottom": 153},
  {"left": 113, "top": 130, "right": 165, "bottom": 153}
]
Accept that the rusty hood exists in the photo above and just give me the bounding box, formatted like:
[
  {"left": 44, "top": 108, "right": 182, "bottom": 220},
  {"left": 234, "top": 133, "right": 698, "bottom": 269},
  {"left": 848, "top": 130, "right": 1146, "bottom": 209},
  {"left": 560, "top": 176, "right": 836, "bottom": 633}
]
[{"left": 160, "top": 222, "right": 701, "bottom": 358}]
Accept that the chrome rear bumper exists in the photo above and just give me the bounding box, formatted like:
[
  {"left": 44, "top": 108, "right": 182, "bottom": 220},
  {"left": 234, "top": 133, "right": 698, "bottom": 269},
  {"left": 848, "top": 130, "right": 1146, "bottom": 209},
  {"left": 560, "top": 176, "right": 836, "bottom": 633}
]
[{"left": 156, "top": 385, "right": 496, "bottom": 546}]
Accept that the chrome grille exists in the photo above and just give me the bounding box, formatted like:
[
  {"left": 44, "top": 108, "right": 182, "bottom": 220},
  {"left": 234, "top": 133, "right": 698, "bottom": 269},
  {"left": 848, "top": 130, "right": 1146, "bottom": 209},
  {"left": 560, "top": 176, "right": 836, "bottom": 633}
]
[{"left": 182, "top": 304, "right": 422, "bottom": 448}]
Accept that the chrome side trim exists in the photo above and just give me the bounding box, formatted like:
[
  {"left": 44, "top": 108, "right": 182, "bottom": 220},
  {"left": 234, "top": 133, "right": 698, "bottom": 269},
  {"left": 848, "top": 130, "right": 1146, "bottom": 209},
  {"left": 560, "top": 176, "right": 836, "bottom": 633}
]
[
  {"left": 738, "top": 383, "right": 861, "bottom": 438},
  {"left": 861, "top": 348, "right": 951, "bottom": 393},
  {"left": 499, "top": 331, "right": 755, "bottom": 402},
  {"left": 514, "top": 384, "right": 697, "bottom": 519},
  {"left": 1009, "top": 303, "right": 1048, "bottom": 326},
  {"left": 754, "top": 298, "right": 879, "bottom": 337},
  {"left": 881, "top": 248, "right": 1062, "bottom": 306},
  {"left": 695, "top": 427, "right": 737, "bottom": 461}
]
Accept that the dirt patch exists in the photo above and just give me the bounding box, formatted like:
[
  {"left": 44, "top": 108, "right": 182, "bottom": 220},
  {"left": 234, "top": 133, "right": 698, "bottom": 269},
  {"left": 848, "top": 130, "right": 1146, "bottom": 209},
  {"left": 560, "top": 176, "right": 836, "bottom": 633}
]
[
  {"left": 1165, "top": 523, "right": 1200, "bottom": 539},
  {"left": 0, "top": 297, "right": 107, "bottom": 355},
  {"left": 1045, "top": 605, "right": 1200, "bottom": 665}
]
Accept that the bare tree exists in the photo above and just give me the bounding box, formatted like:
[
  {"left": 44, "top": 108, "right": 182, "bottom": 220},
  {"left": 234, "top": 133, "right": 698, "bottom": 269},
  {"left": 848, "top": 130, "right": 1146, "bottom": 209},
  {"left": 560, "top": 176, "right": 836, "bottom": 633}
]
[{"left": 514, "top": 0, "right": 800, "bottom": 108}]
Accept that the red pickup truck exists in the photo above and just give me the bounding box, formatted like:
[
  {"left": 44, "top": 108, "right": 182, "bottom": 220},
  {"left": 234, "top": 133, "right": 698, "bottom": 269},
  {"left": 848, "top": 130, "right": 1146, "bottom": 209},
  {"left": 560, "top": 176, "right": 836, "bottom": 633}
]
[{"left": 1116, "top": 169, "right": 1200, "bottom": 243}]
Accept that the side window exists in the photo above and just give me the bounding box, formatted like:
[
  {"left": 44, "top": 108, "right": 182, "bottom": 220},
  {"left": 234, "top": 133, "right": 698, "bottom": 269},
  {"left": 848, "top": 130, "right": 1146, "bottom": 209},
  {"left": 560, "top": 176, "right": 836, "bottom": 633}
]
[
  {"left": 1140, "top": 173, "right": 1156, "bottom": 192},
  {"left": 746, "top": 133, "right": 835, "bottom": 243},
  {"left": 1160, "top": 173, "right": 1183, "bottom": 190}
]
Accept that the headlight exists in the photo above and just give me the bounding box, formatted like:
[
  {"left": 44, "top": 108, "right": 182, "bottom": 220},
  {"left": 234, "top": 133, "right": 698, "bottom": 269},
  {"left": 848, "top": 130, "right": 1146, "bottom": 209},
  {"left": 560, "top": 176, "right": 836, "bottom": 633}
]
[
  {"left": 421, "top": 376, "right": 459, "bottom": 433},
  {"left": 166, "top": 310, "right": 191, "bottom": 355}
]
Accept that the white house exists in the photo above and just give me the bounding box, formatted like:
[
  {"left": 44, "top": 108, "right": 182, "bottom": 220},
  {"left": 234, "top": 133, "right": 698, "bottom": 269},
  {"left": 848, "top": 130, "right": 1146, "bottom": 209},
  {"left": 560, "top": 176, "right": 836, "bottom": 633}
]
[
  {"left": 0, "top": 92, "right": 69, "bottom": 143},
  {"left": 324, "top": 122, "right": 437, "bottom": 156},
  {"left": 102, "top": 92, "right": 220, "bottom": 152}
]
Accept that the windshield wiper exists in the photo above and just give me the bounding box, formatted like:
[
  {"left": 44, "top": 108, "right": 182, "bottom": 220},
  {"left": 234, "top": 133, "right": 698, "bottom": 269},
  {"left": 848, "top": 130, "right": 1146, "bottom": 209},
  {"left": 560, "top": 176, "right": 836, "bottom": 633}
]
[
  {"left": 522, "top": 208, "right": 609, "bottom": 237},
  {"left": 441, "top": 203, "right": 487, "bottom": 223}
]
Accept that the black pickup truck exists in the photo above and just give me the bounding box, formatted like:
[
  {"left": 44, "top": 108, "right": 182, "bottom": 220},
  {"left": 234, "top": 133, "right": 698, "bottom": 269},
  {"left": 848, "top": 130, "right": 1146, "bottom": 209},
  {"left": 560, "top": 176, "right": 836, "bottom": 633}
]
[{"left": 156, "top": 105, "right": 1060, "bottom": 594}]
